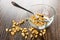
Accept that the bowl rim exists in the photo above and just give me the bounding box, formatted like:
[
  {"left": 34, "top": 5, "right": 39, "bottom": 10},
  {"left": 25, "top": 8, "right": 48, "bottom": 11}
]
[{"left": 29, "top": 4, "right": 56, "bottom": 16}]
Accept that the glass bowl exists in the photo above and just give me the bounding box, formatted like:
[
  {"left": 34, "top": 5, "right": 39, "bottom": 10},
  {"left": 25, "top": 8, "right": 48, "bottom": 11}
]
[{"left": 27, "top": 4, "right": 56, "bottom": 29}]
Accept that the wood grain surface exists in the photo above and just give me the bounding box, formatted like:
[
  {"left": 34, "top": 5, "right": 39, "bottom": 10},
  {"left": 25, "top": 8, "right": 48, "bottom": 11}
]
[
  {"left": 0, "top": 8, "right": 59, "bottom": 40},
  {"left": 0, "top": 0, "right": 60, "bottom": 40}
]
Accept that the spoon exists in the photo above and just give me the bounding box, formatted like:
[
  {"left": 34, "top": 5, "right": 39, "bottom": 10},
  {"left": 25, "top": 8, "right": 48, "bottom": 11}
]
[{"left": 11, "top": 1, "right": 34, "bottom": 14}]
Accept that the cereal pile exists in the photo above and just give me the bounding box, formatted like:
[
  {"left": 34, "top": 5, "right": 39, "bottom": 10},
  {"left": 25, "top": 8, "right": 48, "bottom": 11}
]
[
  {"left": 5, "top": 14, "right": 48, "bottom": 39},
  {"left": 29, "top": 13, "right": 48, "bottom": 27},
  {"left": 6, "top": 20, "right": 46, "bottom": 39}
]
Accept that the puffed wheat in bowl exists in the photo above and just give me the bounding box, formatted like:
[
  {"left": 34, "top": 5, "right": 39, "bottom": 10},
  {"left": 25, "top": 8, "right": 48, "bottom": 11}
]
[{"left": 27, "top": 4, "right": 56, "bottom": 29}]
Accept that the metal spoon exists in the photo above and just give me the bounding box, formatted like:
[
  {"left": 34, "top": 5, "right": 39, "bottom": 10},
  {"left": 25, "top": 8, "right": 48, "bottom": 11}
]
[{"left": 11, "top": 1, "right": 34, "bottom": 14}]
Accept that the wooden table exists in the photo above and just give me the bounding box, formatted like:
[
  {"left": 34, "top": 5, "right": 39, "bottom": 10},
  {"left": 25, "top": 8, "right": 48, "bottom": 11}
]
[
  {"left": 0, "top": 0, "right": 60, "bottom": 40},
  {"left": 0, "top": 9, "right": 59, "bottom": 40}
]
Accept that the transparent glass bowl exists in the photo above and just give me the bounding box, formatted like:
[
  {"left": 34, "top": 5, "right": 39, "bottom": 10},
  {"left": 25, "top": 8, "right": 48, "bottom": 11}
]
[{"left": 27, "top": 4, "right": 56, "bottom": 29}]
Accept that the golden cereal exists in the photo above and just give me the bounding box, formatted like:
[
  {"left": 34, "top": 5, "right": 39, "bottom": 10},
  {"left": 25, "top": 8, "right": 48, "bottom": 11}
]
[
  {"left": 12, "top": 25, "right": 15, "bottom": 27},
  {"left": 21, "top": 33, "right": 25, "bottom": 37},
  {"left": 29, "top": 27, "right": 34, "bottom": 31},
  {"left": 39, "top": 33, "right": 42, "bottom": 36},
  {"left": 11, "top": 32, "right": 15, "bottom": 36},
  {"left": 42, "top": 32, "right": 46, "bottom": 35},
  {"left": 32, "top": 30, "right": 38, "bottom": 34},
  {"left": 6, "top": 28, "right": 9, "bottom": 32},
  {"left": 30, "top": 13, "right": 47, "bottom": 27},
  {"left": 35, "top": 35, "right": 38, "bottom": 38},
  {"left": 30, "top": 34, "right": 33, "bottom": 38},
  {"left": 25, "top": 36, "right": 27, "bottom": 39},
  {"left": 44, "top": 29, "right": 46, "bottom": 32},
  {"left": 9, "top": 29, "right": 12, "bottom": 32},
  {"left": 19, "top": 20, "right": 24, "bottom": 24}
]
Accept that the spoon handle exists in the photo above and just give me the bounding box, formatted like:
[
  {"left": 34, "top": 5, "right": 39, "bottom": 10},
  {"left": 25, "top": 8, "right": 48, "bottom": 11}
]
[{"left": 11, "top": 1, "right": 34, "bottom": 14}]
